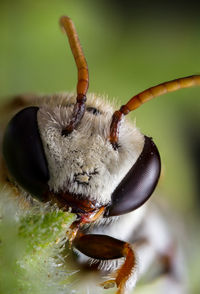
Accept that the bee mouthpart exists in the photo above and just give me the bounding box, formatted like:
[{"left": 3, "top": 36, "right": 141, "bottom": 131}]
[{"left": 46, "top": 189, "right": 101, "bottom": 215}]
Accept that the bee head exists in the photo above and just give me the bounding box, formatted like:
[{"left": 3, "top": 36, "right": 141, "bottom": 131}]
[{"left": 2, "top": 91, "right": 160, "bottom": 218}]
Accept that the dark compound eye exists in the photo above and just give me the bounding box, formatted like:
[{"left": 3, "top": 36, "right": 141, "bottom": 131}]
[
  {"left": 86, "top": 107, "right": 101, "bottom": 115},
  {"left": 3, "top": 107, "right": 49, "bottom": 200},
  {"left": 104, "top": 136, "right": 161, "bottom": 217}
]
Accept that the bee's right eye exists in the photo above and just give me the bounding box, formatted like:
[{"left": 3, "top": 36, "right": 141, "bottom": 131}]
[{"left": 3, "top": 107, "right": 49, "bottom": 200}]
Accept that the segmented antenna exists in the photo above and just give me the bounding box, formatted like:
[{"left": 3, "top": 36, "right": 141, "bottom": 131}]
[
  {"left": 60, "top": 16, "right": 89, "bottom": 135},
  {"left": 110, "top": 75, "right": 200, "bottom": 149}
]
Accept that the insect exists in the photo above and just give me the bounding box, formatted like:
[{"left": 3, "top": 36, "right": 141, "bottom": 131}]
[{"left": 1, "top": 15, "right": 200, "bottom": 294}]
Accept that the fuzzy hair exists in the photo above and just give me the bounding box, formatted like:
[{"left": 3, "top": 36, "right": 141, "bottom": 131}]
[{"left": 37, "top": 92, "right": 144, "bottom": 206}]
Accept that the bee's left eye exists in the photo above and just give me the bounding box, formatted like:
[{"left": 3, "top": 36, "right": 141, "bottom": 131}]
[
  {"left": 3, "top": 107, "right": 49, "bottom": 200},
  {"left": 105, "top": 136, "right": 161, "bottom": 217}
]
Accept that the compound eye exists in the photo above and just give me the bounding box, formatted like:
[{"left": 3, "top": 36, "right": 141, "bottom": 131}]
[
  {"left": 105, "top": 136, "right": 161, "bottom": 217},
  {"left": 3, "top": 107, "right": 49, "bottom": 200}
]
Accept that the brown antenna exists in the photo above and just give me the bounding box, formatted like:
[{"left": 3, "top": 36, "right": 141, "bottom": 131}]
[
  {"left": 60, "top": 16, "right": 89, "bottom": 135},
  {"left": 110, "top": 75, "right": 200, "bottom": 149}
]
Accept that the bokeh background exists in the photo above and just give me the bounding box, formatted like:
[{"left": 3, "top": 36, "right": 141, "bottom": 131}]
[{"left": 0, "top": 0, "right": 200, "bottom": 293}]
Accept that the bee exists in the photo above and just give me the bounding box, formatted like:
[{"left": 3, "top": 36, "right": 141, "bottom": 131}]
[{"left": 1, "top": 16, "right": 200, "bottom": 294}]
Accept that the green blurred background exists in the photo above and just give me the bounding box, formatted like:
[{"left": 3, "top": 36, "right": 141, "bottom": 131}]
[{"left": 0, "top": 0, "right": 200, "bottom": 292}]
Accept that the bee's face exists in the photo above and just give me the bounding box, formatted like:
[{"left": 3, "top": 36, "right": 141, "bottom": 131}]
[
  {"left": 37, "top": 93, "right": 144, "bottom": 208},
  {"left": 3, "top": 92, "right": 162, "bottom": 217}
]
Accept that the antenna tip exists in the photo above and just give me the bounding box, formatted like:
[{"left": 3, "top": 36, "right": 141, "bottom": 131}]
[
  {"left": 59, "top": 16, "right": 72, "bottom": 31},
  {"left": 60, "top": 15, "right": 71, "bottom": 22}
]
